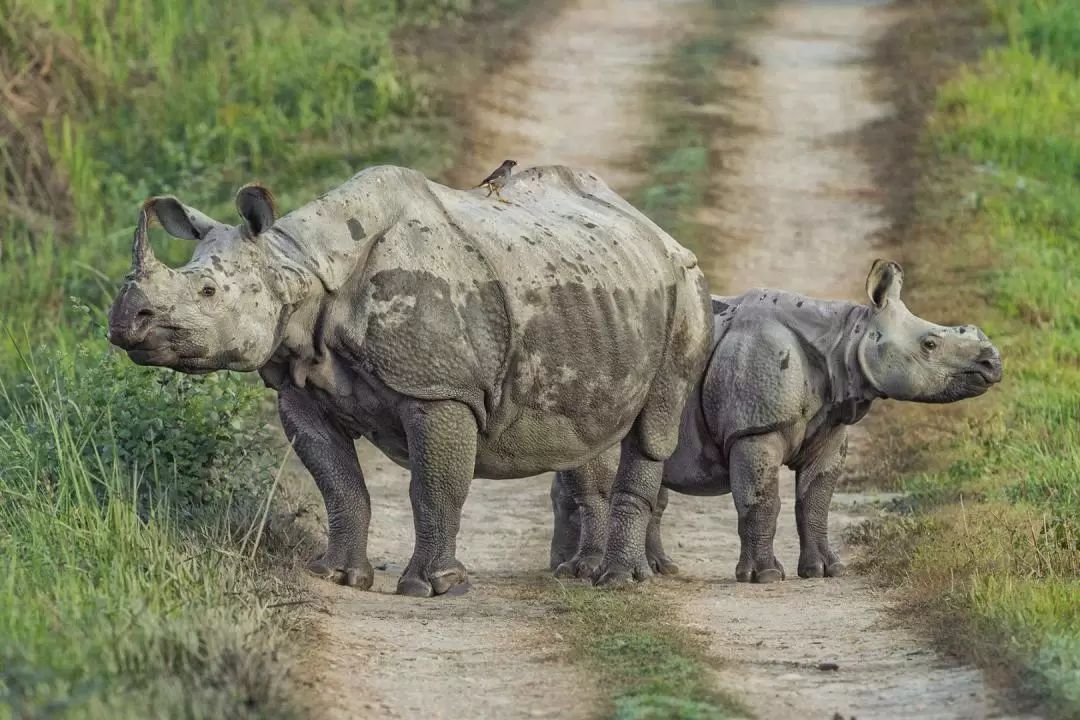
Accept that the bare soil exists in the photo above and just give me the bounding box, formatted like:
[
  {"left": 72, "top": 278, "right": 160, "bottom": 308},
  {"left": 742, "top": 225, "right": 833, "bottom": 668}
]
[{"left": 291, "top": 1, "right": 1040, "bottom": 718}]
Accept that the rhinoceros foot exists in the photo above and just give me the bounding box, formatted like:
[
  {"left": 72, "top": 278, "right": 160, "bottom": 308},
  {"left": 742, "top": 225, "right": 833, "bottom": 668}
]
[
  {"left": 647, "top": 548, "right": 679, "bottom": 576},
  {"left": 554, "top": 553, "right": 603, "bottom": 580},
  {"left": 396, "top": 559, "right": 469, "bottom": 598},
  {"left": 735, "top": 555, "right": 786, "bottom": 584},
  {"left": 798, "top": 542, "right": 846, "bottom": 579},
  {"left": 590, "top": 557, "right": 654, "bottom": 588},
  {"left": 306, "top": 551, "right": 375, "bottom": 590}
]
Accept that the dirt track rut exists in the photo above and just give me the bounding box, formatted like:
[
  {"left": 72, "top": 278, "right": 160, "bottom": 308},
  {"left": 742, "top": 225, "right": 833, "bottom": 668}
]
[
  {"left": 292, "top": 1, "right": 698, "bottom": 718},
  {"left": 293, "top": 1, "right": 1035, "bottom": 718}
]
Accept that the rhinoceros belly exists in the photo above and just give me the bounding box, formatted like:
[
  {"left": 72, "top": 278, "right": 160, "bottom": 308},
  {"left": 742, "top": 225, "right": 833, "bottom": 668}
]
[
  {"left": 475, "top": 282, "right": 671, "bottom": 478},
  {"left": 318, "top": 164, "right": 698, "bottom": 478}
]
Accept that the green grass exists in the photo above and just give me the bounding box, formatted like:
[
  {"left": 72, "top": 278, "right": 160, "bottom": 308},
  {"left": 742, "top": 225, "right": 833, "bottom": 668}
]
[
  {"left": 0, "top": 0, "right": 530, "bottom": 715},
  {"left": 635, "top": 0, "right": 768, "bottom": 257},
  {"left": 0, "top": 325, "right": 303, "bottom": 718},
  {"left": 850, "top": 1, "right": 1080, "bottom": 715},
  {"left": 554, "top": 587, "right": 748, "bottom": 720}
]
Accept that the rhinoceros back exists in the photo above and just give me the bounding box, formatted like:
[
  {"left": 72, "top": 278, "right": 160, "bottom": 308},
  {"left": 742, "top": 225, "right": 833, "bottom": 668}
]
[{"left": 280, "top": 165, "right": 706, "bottom": 460}]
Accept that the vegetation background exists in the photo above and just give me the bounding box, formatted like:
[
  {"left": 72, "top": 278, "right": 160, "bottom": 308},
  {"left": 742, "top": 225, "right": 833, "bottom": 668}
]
[
  {"left": 0, "top": 0, "right": 1077, "bottom": 717},
  {"left": 850, "top": 0, "right": 1080, "bottom": 715}
]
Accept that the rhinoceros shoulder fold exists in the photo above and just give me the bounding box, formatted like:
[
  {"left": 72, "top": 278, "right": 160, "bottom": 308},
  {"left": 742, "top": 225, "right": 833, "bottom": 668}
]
[{"left": 705, "top": 291, "right": 870, "bottom": 459}]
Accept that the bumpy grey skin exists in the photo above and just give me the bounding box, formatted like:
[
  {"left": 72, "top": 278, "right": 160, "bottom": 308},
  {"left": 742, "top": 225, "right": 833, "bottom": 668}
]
[
  {"left": 551, "top": 260, "right": 1004, "bottom": 583},
  {"left": 107, "top": 164, "right": 712, "bottom": 597}
]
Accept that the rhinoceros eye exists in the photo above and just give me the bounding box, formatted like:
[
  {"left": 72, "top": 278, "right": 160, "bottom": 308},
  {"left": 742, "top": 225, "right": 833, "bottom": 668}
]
[
  {"left": 921, "top": 337, "right": 939, "bottom": 351},
  {"left": 200, "top": 285, "right": 216, "bottom": 298}
]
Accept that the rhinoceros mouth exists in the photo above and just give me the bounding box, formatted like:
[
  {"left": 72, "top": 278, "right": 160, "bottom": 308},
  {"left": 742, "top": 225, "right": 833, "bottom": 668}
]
[
  {"left": 126, "top": 345, "right": 217, "bottom": 374},
  {"left": 964, "top": 365, "right": 1003, "bottom": 386},
  {"left": 940, "top": 370, "right": 998, "bottom": 401}
]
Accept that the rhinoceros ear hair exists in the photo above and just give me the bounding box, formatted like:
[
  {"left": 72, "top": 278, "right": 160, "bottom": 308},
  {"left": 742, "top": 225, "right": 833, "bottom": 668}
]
[
  {"left": 236, "top": 183, "right": 278, "bottom": 238},
  {"left": 143, "top": 196, "right": 216, "bottom": 241},
  {"left": 866, "top": 259, "right": 904, "bottom": 310}
]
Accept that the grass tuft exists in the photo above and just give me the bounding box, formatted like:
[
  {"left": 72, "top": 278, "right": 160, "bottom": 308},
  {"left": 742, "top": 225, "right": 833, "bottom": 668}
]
[
  {"left": 0, "top": 327, "right": 306, "bottom": 718},
  {"left": 850, "top": 0, "right": 1080, "bottom": 715},
  {"left": 553, "top": 586, "right": 748, "bottom": 720}
]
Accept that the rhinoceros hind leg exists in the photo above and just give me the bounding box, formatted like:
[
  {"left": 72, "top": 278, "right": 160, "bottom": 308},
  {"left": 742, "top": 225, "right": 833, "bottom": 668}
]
[
  {"left": 590, "top": 436, "right": 665, "bottom": 588},
  {"left": 796, "top": 429, "right": 847, "bottom": 580},
  {"left": 552, "top": 447, "right": 619, "bottom": 580},
  {"left": 549, "top": 473, "right": 582, "bottom": 572},
  {"left": 396, "top": 400, "right": 477, "bottom": 598},
  {"left": 645, "top": 487, "right": 679, "bottom": 576},
  {"left": 593, "top": 337, "right": 707, "bottom": 588},
  {"left": 730, "top": 433, "right": 786, "bottom": 584}
]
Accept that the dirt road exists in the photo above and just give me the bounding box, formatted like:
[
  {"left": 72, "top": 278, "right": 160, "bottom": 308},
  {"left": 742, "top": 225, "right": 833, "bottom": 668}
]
[
  {"left": 292, "top": 0, "right": 1035, "bottom": 718},
  {"left": 676, "top": 2, "right": 1034, "bottom": 718},
  {"left": 291, "top": 1, "right": 700, "bottom": 718}
]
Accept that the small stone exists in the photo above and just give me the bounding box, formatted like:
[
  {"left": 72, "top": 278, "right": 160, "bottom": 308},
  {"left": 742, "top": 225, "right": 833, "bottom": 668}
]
[{"left": 818, "top": 662, "right": 840, "bottom": 671}]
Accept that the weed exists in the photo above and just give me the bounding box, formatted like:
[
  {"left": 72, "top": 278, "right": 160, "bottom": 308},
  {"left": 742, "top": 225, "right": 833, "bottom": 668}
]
[{"left": 0, "top": 328, "right": 305, "bottom": 718}]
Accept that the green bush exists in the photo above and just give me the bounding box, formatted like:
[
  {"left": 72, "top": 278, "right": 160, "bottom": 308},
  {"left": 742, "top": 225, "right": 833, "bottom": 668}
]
[{"left": 1, "top": 303, "right": 276, "bottom": 509}]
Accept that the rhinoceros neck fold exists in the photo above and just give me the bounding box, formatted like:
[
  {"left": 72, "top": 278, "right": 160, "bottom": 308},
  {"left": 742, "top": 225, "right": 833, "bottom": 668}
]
[
  {"left": 823, "top": 302, "right": 881, "bottom": 423},
  {"left": 262, "top": 166, "right": 422, "bottom": 296},
  {"left": 778, "top": 297, "right": 879, "bottom": 422}
]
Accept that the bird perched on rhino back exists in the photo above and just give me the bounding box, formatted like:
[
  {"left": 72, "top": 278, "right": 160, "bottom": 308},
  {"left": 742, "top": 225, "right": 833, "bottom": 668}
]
[{"left": 473, "top": 159, "right": 517, "bottom": 202}]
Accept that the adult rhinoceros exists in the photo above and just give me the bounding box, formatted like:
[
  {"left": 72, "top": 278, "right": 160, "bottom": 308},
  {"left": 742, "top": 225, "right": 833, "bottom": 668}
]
[
  {"left": 107, "top": 164, "right": 712, "bottom": 597},
  {"left": 549, "top": 260, "right": 1004, "bottom": 583}
]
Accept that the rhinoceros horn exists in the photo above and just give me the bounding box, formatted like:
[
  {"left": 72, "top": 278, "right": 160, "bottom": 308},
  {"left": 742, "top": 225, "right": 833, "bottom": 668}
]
[{"left": 130, "top": 203, "right": 161, "bottom": 278}]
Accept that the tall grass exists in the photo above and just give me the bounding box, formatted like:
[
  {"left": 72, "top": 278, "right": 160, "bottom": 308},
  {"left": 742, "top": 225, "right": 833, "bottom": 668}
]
[
  {"left": 0, "top": 0, "right": 524, "bottom": 714},
  {"left": 0, "top": 323, "right": 300, "bottom": 718},
  {"left": 853, "top": 0, "right": 1080, "bottom": 715}
]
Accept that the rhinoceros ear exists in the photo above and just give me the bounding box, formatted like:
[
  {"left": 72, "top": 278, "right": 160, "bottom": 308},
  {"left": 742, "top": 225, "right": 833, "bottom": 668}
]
[
  {"left": 236, "top": 183, "right": 278, "bottom": 238},
  {"left": 144, "top": 196, "right": 218, "bottom": 241},
  {"left": 866, "top": 259, "right": 904, "bottom": 310}
]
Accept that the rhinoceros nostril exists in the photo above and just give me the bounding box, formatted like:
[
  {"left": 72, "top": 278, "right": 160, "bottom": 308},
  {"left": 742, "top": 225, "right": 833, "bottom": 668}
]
[{"left": 137, "top": 308, "right": 155, "bottom": 318}]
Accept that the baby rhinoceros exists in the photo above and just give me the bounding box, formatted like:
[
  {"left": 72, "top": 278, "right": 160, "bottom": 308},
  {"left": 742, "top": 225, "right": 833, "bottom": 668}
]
[
  {"left": 550, "top": 259, "right": 1003, "bottom": 583},
  {"left": 106, "top": 164, "right": 713, "bottom": 597}
]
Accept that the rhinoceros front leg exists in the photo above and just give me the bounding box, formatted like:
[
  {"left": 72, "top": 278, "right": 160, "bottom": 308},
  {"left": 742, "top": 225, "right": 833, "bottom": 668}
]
[
  {"left": 278, "top": 387, "right": 374, "bottom": 589},
  {"left": 397, "top": 399, "right": 477, "bottom": 598},
  {"left": 646, "top": 487, "right": 679, "bottom": 575},
  {"left": 795, "top": 429, "right": 847, "bottom": 579},
  {"left": 730, "top": 433, "right": 786, "bottom": 583},
  {"left": 552, "top": 448, "right": 618, "bottom": 579}
]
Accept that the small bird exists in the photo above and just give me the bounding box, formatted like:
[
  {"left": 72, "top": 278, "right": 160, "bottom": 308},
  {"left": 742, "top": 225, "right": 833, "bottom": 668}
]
[{"left": 473, "top": 159, "right": 517, "bottom": 203}]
